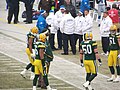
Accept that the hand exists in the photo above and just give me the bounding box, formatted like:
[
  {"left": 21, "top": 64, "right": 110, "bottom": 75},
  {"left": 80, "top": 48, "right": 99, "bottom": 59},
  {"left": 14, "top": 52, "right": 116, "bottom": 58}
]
[
  {"left": 80, "top": 63, "right": 84, "bottom": 67},
  {"left": 118, "top": 54, "right": 120, "bottom": 59},
  {"left": 98, "top": 62, "right": 102, "bottom": 67},
  {"left": 31, "top": 54, "right": 35, "bottom": 59}
]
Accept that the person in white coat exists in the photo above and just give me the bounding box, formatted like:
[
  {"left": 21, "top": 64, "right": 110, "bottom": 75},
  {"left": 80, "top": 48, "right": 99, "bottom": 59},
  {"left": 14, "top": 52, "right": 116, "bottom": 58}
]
[
  {"left": 82, "top": 10, "right": 93, "bottom": 38},
  {"left": 60, "top": 9, "right": 76, "bottom": 55},
  {"left": 100, "top": 11, "right": 113, "bottom": 55},
  {"left": 74, "top": 10, "right": 85, "bottom": 51},
  {"left": 55, "top": 5, "right": 66, "bottom": 50},
  {"left": 46, "top": 10, "right": 57, "bottom": 50}
]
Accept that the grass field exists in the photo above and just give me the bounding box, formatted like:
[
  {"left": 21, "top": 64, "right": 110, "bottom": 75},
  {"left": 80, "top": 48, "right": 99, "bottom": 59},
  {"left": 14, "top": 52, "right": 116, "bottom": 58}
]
[{"left": 53, "top": 40, "right": 111, "bottom": 77}]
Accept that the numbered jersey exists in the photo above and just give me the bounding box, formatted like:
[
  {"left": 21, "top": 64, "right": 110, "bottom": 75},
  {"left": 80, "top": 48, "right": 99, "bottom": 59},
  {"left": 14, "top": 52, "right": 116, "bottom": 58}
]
[
  {"left": 34, "top": 41, "right": 47, "bottom": 59},
  {"left": 27, "top": 32, "right": 37, "bottom": 49},
  {"left": 80, "top": 40, "right": 97, "bottom": 60},
  {"left": 109, "top": 34, "right": 119, "bottom": 50}
]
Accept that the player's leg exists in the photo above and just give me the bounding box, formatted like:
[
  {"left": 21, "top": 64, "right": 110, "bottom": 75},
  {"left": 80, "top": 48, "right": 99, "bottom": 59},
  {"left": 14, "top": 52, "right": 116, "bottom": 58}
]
[
  {"left": 107, "top": 51, "right": 115, "bottom": 82},
  {"left": 113, "top": 51, "right": 120, "bottom": 82},
  {"left": 83, "top": 60, "right": 90, "bottom": 88}
]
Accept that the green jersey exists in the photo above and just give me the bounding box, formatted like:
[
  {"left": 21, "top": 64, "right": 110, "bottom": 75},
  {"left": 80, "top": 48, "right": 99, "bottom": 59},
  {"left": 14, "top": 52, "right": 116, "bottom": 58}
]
[
  {"left": 80, "top": 40, "right": 97, "bottom": 60},
  {"left": 44, "top": 40, "right": 54, "bottom": 62},
  {"left": 27, "top": 32, "right": 37, "bottom": 49},
  {"left": 34, "top": 41, "right": 46, "bottom": 60},
  {"left": 109, "top": 34, "right": 119, "bottom": 50}
]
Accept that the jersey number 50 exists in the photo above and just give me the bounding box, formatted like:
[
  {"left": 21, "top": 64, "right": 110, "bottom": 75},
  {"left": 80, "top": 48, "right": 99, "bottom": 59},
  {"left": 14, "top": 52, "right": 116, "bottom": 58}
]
[{"left": 82, "top": 45, "right": 92, "bottom": 54}]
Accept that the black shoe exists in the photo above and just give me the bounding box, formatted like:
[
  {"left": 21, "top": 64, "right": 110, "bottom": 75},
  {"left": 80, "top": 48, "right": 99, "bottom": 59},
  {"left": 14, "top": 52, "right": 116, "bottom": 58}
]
[
  {"left": 57, "top": 48, "right": 62, "bottom": 50},
  {"left": 25, "top": 22, "right": 32, "bottom": 24},
  {"left": 23, "top": 20, "right": 27, "bottom": 22},
  {"left": 8, "top": 21, "right": 11, "bottom": 24},
  {"left": 14, "top": 22, "right": 17, "bottom": 24},
  {"left": 61, "top": 52, "right": 68, "bottom": 55}
]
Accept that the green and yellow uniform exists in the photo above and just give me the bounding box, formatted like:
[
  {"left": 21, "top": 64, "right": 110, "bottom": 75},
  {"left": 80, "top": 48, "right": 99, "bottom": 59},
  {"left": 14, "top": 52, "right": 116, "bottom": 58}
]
[
  {"left": 34, "top": 41, "right": 46, "bottom": 75},
  {"left": 26, "top": 32, "right": 37, "bottom": 65},
  {"left": 108, "top": 34, "right": 119, "bottom": 66},
  {"left": 80, "top": 40, "right": 97, "bottom": 74}
]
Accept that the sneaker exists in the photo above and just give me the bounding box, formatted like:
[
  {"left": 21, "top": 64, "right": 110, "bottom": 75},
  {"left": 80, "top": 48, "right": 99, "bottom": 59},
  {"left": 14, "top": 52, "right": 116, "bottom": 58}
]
[
  {"left": 30, "top": 72, "right": 35, "bottom": 80},
  {"left": 33, "top": 86, "right": 36, "bottom": 90},
  {"left": 83, "top": 81, "right": 90, "bottom": 88},
  {"left": 20, "top": 69, "right": 26, "bottom": 78},
  {"left": 47, "top": 86, "right": 52, "bottom": 90},
  {"left": 107, "top": 75, "right": 115, "bottom": 82},
  {"left": 113, "top": 76, "right": 120, "bottom": 83}
]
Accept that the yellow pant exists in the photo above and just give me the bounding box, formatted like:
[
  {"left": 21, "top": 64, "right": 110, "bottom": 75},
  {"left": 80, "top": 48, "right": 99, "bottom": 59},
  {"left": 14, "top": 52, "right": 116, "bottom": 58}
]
[
  {"left": 34, "top": 59, "right": 44, "bottom": 75},
  {"left": 108, "top": 50, "right": 118, "bottom": 66},
  {"left": 26, "top": 48, "right": 34, "bottom": 65},
  {"left": 84, "top": 60, "right": 97, "bottom": 74}
]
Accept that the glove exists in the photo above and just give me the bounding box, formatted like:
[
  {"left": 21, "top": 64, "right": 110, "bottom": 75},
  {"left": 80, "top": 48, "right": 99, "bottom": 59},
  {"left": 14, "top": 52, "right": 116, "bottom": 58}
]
[
  {"left": 118, "top": 54, "right": 120, "bottom": 59},
  {"left": 80, "top": 63, "right": 84, "bottom": 67},
  {"left": 31, "top": 54, "right": 35, "bottom": 59},
  {"left": 98, "top": 62, "right": 102, "bottom": 67},
  {"left": 80, "top": 59, "right": 84, "bottom": 67}
]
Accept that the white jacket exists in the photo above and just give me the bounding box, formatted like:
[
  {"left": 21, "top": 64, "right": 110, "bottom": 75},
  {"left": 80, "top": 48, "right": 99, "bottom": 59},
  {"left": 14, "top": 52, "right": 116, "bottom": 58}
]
[
  {"left": 60, "top": 14, "right": 75, "bottom": 34},
  {"left": 46, "top": 13, "right": 57, "bottom": 34},
  {"left": 55, "top": 10, "right": 65, "bottom": 28},
  {"left": 100, "top": 16, "right": 113, "bottom": 37},
  {"left": 74, "top": 16, "right": 85, "bottom": 35},
  {"left": 82, "top": 14, "right": 93, "bottom": 34}
]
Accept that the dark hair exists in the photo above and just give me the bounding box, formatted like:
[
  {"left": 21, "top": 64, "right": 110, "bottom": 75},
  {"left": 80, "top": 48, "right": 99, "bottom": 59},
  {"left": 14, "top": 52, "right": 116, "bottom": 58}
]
[
  {"left": 112, "top": 4, "right": 117, "bottom": 9},
  {"left": 103, "top": 11, "right": 108, "bottom": 15},
  {"left": 84, "top": 9, "right": 89, "bottom": 12},
  {"left": 64, "top": 9, "right": 70, "bottom": 14}
]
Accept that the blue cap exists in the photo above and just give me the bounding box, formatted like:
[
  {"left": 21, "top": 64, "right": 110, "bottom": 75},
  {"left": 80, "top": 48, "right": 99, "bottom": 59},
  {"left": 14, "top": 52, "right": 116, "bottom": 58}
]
[
  {"left": 40, "top": 10, "right": 46, "bottom": 15},
  {"left": 49, "top": 10, "right": 54, "bottom": 13},
  {"left": 60, "top": 5, "right": 65, "bottom": 10}
]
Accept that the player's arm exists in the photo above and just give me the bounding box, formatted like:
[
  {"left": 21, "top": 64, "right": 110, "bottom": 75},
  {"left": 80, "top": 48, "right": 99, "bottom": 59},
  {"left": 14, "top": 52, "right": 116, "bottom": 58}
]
[
  {"left": 28, "top": 37, "right": 33, "bottom": 53},
  {"left": 93, "top": 43, "right": 102, "bottom": 66},
  {"left": 39, "top": 48, "right": 44, "bottom": 60},
  {"left": 80, "top": 43, "right": 84, "bottom": 67}
]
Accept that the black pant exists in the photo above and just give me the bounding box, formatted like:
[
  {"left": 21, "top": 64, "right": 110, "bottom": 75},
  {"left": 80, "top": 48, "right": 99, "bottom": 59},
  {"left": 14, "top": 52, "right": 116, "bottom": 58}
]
[
  {"left": 101, "top": 37, "right": 109, "bottom": 53},
  {"left": 25, "top": 3, "right": 33, "bottom": 23},
  {"left": 8, "top": 5, "right": 19, "bottom": 23},
  {"left": 74, "top": 34, "right": 83, "bottom": 51},
  {"left": 62, "top": 33, "right": 76, "bottom": 54},
  {"left": 49, "top": 34, "right": 55, "bottom": 49},
  {"left": 57, "top": 29, "right": 62, "bottom": 49}
]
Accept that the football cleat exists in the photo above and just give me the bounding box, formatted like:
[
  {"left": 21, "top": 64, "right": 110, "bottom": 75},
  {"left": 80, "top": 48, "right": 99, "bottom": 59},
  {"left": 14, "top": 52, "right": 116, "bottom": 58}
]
[
  {"left": 107, "top": 75, "right": 115, "bottom": 82},
  {"left": 33, "top": 86, "right": 36, "bottom": 90},
  {"left": 20, "top": 69, "right": 27, "bottom": 78},
  {"left": 83, "top": 81, "right": 90, "bottom": 88},
  {"left": 30, "top": 72, "right": 35, "bottom": 80},
  {"left": 47, "top": 85, "right": 57, "bottom": 90},
  {"left": 113, "top": 76, "right": 120, "bottom": 83}
]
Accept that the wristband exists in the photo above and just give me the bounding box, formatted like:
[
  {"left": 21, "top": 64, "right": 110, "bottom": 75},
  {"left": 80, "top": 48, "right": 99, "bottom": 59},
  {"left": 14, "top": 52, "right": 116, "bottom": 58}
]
[{"left": 80, "top": 59, "right": 83, "bottom": 63}]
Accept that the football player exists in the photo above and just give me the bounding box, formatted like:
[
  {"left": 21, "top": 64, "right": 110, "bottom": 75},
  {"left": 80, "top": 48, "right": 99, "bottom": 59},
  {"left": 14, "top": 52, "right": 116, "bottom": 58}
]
[
  {"left": 33, "top": 33, "right": 56, "bottom": 90},
  {"left": 20, "top": 27, "right": 38, "bottom": 80},
  {"left": 107, "top": 25, "right": 120, "bottom": 82},
  {"left": 80, "top": 32, "right": 102, "bottom": 90}
]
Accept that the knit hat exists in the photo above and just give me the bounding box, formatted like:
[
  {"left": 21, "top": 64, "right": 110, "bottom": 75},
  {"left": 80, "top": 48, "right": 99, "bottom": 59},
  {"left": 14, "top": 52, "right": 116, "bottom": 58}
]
[
  {"left": 60, "top": 5, "right": 66, "bottom": 10},
  {"left": 40, "top": 10, "right": 46, "bottom": 15}
]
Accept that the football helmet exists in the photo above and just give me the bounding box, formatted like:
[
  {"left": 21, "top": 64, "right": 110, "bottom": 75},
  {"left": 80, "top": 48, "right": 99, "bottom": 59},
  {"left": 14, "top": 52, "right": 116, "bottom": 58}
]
[
  {"left": 85, "top": 32, "right": 93, "bottom": 40},
  {"left": 31, "top": 27, "right": 38, "bottom": 34},
  {"left": 39, "top": 33, "right": 46, "bottom": 42},
  {"left": 110, "top": 25, "right": 117, "bottom": 35}
]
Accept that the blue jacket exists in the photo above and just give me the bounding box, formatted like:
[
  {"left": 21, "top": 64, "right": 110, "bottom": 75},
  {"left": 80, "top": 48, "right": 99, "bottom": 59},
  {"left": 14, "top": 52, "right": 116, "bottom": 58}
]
[
  {"left": 36, "top": 15, "right": 47, "bottom": 34},
  {"left": 80, "top": 0, "right": 91, "bottom": 13}
]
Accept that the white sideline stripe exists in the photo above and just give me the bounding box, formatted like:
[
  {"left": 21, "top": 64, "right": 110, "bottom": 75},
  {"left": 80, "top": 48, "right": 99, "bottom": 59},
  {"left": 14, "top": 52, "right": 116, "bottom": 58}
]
[
  {"left": 0, "top": 88, "right": 33, "bottom": 90},
  {"left": 0, "top": 50, "right": 109, "bottom": 90},
  {"left": 55, "top": 55, "right": 109, "bottom": 78}
]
